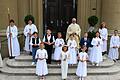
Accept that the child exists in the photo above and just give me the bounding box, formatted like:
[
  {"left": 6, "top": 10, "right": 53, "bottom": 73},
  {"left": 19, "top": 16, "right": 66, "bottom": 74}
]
[
  {"left": 24, "top": 19, "right": 38, "bottom": 54},
  {"left": 61, "top": 45, "right": 70, "bottom": 80},
  {"left": 35, "top": 43, "right": 48, "bottom": 80},
  {"left": 30, "top": 32, "right": 41, "bottom": 65},
  {"left": 54, "top": 32, "right": 64, "bottom": 65},
  {"left": 99, "top": 22, "right": 108, "bottom": 55},
  {"left": 67, "top": 34, "right": 77, "bottom": 65},
  {"left": 89, "top": 31, "right": 103, "bottom": 66},
  {"left": 6, "top": 19, "right": 20, "bottom": 59},
  {"left": 0, "top": 40, "right": 3, "bottom": 67},
  {"left": 76, "top": 45, "right": 88, "bottom": 80},
  {"left": 43, "top": 28, "right": 55, "bottom": 64},
  {"left": 108, "top": 30, "right": 120, "bottom": 62}
]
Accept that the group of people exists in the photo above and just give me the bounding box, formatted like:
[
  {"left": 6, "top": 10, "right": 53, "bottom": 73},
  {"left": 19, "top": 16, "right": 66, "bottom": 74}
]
[{"left": 5, "top": 17, "right": 120, "bottom": 80}]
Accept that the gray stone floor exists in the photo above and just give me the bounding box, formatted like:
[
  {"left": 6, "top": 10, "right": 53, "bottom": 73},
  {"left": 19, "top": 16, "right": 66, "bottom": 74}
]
[
  {"left": 0, "top": 73, "right": 120, "bottom": 80},
  {"left": 0, "top": 55, "right": 120, "bottom": 80}
]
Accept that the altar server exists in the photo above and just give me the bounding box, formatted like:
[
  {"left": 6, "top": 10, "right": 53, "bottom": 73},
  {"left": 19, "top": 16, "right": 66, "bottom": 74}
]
[
  {"left": 108, "top": 30, "right": 120, "bottom": 62},
  {"left": 24, "top": 19, "right": 38, "bottom": 53},
  {"left": 6, "top": 19, "right": 20, "bottom": 59}
]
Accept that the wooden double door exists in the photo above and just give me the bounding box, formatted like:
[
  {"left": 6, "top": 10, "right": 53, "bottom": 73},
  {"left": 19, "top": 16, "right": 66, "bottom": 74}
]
[{"left": 43, "top": 0, "right": 77, "bottom": 38}]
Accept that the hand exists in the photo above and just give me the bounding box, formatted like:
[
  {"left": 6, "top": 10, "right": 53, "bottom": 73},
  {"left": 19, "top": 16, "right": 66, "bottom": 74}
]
[
  {"left": 48, "top": 42, "right": 51, "bottom": 45},
  {"left": 28, "top": 32, "right": 32, "bottom": 36},
  {"left": 9, "top": 33, "right": 12, "bottom": 37},
  {"left": 39, "top": 58, "right": 44, "bottom": 60},
  {"left": 113, "top": 46, "right": 116, "bottom": 48},
  {"left": 63, "top": 59, "right": 66, "bottom": 61},
  {"left": 102, "top": 39, "right": 105, "bottom": 41},
  {"left": 59, "top": 44, "right": 62, "bottom": 47},
  {"left": 33, "top": 44, "right": 37, "bottom": 46}
]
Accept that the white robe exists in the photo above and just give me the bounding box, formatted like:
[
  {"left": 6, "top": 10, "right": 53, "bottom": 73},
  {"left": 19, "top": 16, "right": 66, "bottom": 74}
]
[
  {"left": 66, "top": 23, "right": 81, "bottom": 48},
  {"left": 76, "top": 52, "right": 88, "bottom": 77},
  {"left": 99, "top": 28, "right": 108, "bottom": 52},
  {"left": 54, "top": 38, "right": 64, "bottom": 60},
  {"left": 61, "top": 51, "right": 70, "bottom": 79},
  {"left": 6, "top": 25, "right": 20, "bottom": 57},
  {"left": 67, "top": 39, "right": 77, "bottom": 64},
  {"left": 89, "top": 37, "right": 103, "bottom": 63},
  {"left": 35, "top": 49, "right": 48, "bottom": 76},
  {"left": 108, "top": 35, "right": 120, "bottom": 60},
  {"left": 0, "top": 53, "right": 3, "bottom": 67},
  {"left": 24, "top": 24, "right": 38, "bottom": 52}
]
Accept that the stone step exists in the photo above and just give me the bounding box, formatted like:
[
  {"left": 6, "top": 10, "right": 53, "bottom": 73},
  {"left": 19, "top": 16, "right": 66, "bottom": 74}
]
[
  {"left": 6, "top": 59, "right": 114, "bottom": 68},
  {"left": 15, "top": 54, "right": 108, "bottom": 61},
  {"left": 0, "top": 63, "right": 120, "bottom": 76},
  {"left": 1, "top": 74, "right": 119, "bottom": 80}
]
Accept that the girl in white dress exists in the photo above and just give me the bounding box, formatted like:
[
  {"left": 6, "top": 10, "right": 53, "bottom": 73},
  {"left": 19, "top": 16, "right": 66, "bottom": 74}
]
[
  {"left": 61, "top": 45, "right": 70, "bottom": 80},
  {"left": 99, "top": 22, "right": 108, "bottom": 55},
  {"left": 89, "top": 31, "right": 103, "bottom": 66},
  {"left": 76, "top": 45, "right": 88, "bottom": 80},
  {"left": 35, "top": 43, "right": 48, "bottom": 80},
  {"left": 67, "top": 34, "right": 77, "bottom": 65},
  {"left": 108, "top": 30, "right": 120, "bottom": 62},
  {"left": 54, "top": 32, "right": 64, "bottom": 65}
]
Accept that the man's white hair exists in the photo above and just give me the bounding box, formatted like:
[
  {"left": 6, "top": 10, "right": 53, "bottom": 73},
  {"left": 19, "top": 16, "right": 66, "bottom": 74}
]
[{"left": 72, "top": 18, "right": 76, "bottom": 22}]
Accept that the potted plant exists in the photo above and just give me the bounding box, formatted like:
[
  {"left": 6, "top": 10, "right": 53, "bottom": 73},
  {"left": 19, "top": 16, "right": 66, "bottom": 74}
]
[
  {"left": 24, "top": 14, "right": 35, "bottom": 24},
  {"left": 87, "top": 16, "right": 98, "bottom": 40}
]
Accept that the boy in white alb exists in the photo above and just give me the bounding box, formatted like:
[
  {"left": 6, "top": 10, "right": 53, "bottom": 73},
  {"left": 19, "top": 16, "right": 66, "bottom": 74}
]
[
  {"left": 108, "top": 30, "right": 120, "bottom": 62},
  {"left": 6, "top": 19, "right": 20, "bottom": 59},
  {"left": 24, "top": 20, "right": 38, "bottom": 53}
]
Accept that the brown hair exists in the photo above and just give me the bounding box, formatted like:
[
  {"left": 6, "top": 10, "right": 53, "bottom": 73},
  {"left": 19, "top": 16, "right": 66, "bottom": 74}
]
[
  {"left": 62, "top": 45, "right": 68, "bottom": 52},
  {"left": 100, "top": 22, "right": 107, "bottom": 29}
]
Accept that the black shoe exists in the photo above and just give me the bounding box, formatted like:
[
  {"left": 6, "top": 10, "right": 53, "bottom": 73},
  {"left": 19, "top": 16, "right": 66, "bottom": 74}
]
[
  {"left": 29, "top": 52, "right": 32, "bottom": 55},
  {"left": 113, "top": 59, "right": 117, "bottom": 62},
  {"left": 9, "top": 56, "right": 15, "bottom": 59}
]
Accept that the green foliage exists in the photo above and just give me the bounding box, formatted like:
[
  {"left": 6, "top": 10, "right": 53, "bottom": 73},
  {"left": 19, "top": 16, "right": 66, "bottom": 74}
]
[
  {"left": 88, "top": 31, "right": 96, "bottom": 39},
  {"left": 88, "top": 16, "right": 98, "bottom": 26},
  {"left": 24, "top": 15, "right": 35, "bottom": 24}
]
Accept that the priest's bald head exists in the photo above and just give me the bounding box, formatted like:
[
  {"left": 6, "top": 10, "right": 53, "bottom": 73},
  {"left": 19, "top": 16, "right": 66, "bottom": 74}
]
[{"left": 72, "top": 18, "right": 76, "bottom": 24}]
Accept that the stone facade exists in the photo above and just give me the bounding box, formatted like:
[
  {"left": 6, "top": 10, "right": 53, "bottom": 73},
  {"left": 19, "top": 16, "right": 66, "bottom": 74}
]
[{"left": 0, "top": 0, "right": 120, "bottom": 57}]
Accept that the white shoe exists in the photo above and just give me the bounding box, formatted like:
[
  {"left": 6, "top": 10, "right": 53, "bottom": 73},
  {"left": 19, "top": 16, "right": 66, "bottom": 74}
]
[{"left": 31, "top": 62, "right": 35, "bottom": 65}]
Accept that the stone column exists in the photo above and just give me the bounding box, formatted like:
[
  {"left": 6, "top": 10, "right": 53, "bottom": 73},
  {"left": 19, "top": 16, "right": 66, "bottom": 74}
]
[
  {"left": 17, "top": 0, "right": 30, "bottom": 29},
  {"left": 37, "top": 0, "right": 43, "bottom": 38},
  {"left": 101, "top": 0, "right": 120, "bottom": 31},
  {"left": 77, "top": 0, "right": 91, "bottom": 37}
]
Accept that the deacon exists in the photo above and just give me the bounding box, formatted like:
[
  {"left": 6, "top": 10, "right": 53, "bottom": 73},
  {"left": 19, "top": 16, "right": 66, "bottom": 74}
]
[
  {"left": 24, "top": 19, "right": 38, "bottom": 54},
  {"left": 6, "top": 19, "right": 20, "bottom": 59},
  {"left": 66, "top": 18, "right": 81, "bottom": 48}
]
